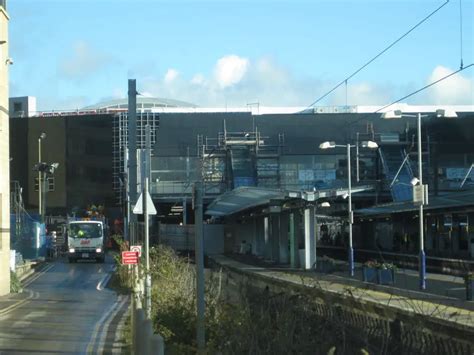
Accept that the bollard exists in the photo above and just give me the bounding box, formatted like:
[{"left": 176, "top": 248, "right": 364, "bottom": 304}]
[
  {"left": 135, "top": 309, "right": 146, "bottom": 355},
  {"left": 142, "top": 319, "right": 153, "bottom": 355},
  {"left": 149, "top": 334, "right": 165, "bottom": 355}
]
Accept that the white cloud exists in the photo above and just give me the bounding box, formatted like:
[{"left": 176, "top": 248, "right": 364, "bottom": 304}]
[
  {"left": 191, "top": 73, "right": 206, "bottom": 85},
  {"left": 138, "top": 57, "right": 474, "bottom": 108},
  {"left": 213, "top": 55, "right": 249, "bottom": 88},
  {"left": 330, "top": 82, "right": 393, "bottom": 106},
  {"left": 424, "top": 66, "right": 473, "bottom": 105},
  {"left": 164, "top": 69, "right": 179, "bottom": 84},
  {"left": 59, "top": 41, "right": 109, "bottom": 80}
]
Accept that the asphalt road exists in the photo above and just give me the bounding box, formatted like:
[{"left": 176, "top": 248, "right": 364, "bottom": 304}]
[{"left": 0, "top": 255, "right": 129, "bottom": 354}]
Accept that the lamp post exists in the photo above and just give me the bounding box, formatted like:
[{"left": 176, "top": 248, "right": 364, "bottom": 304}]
[
  {"left": 319, "top": 140, "right": 378, "bottom": 276},
  {"left": 382, "top": 109, "right": 457, "bottom": 290},
  {"left": 38, "top": 133, "right": 46, "bottom": 222}
]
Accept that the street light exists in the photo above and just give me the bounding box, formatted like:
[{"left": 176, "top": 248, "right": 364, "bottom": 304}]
[
  {"left": 382, "top": 109, "right": 457, "bottom": 290},
  {"left": 319, "top": 140, "right": 378, "bottom": 276},
  {"left": 38, "top": 133, "right": 46, "bottom": 222}
]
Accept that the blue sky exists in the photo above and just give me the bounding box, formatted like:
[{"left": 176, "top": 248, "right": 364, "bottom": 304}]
[{"left": 8, "top": 0, "right": 474, "bottom": 111}]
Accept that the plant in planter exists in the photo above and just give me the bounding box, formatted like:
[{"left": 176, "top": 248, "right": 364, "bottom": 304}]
[
  {"left": 377, "top": 262, "right": 396, "bottom": 285},
  {"left": 465, "top": 272, "right": 474, "bottom": 301},
  {"left": 362, "top": 260, "right": 380, "bottom": 283},
  {"left": 362, "top": 260, "right": 396, "bottom": 285}
]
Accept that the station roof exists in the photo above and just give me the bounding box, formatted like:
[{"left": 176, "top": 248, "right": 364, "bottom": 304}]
[
  {"left": 205, "top": 187, "right": 287, "bottom": 216},
  {"left": 205, "top": 185, "right": 374, "bottom": 217},
  {"left": 355, "top": 190, "right": 474, "bottom": 218}
]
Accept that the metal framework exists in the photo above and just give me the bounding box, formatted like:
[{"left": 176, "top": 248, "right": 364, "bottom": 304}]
[
  {"left": 112, "top": 112, "right": 160, "bottom": 205},
  {"left": 198, "top": 122, "right": 284, "bottom": 193}
]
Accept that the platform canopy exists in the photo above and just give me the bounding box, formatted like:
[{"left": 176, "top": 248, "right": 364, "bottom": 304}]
[
  {"left": 355, "top": 190, "right": 474, "bottom": 218},
  {"left": 205, "top": 187, "right": 287, "bottom": 217},
  {"left": 205, "top": 185, "right": 374, "bottom": 217}
]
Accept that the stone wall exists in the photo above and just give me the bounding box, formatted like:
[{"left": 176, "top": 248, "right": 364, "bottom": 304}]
[{"left": 215, "top": 261, "right": 474, "bottom": 354}]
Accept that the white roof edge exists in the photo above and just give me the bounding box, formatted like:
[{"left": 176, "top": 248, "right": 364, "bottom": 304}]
[
  {"left": 150, "top": 104, "right": 474, "bottom": 115},
  {"left": 29, "top": 103, "right": 474, "bottom": 117}
]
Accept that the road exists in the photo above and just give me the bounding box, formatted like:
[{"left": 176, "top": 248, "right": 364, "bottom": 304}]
[{"left": 0, "top": 255, "right": 129, "bottom": 354}]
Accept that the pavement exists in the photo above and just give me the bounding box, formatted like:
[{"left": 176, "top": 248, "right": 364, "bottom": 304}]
[
  {"left": 0, "top": 254, "right": 129, "bottom": 354},
  {"left": 211, "top": 254, "right": 474, "bottom": 331}
]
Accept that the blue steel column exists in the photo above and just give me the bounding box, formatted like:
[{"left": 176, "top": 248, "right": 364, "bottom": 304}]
[
  {"left": 279, "top": 212, "right": 289, "bottom": 264},
  {"left": 289, "top": 213, "right": 297, "bottom": 268}
]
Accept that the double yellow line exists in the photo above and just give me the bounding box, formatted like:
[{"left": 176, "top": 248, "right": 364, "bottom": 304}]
[
  {"left": 86, "top": 295, "right": 129, "bottom": 353},
  {"left": 22, "top": 263, "right": 55, "bottom": 287},
  {"left": 0, "top": 263, "right": 54, "bottom": 317}
]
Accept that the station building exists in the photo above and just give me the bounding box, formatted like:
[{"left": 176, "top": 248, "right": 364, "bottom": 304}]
[{"left": 9, "top": 97, "right": 474, "bottom": 267}]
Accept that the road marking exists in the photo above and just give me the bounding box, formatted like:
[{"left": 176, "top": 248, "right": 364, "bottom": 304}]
[
  {"left": 86, "top": 295, "right": 126, "bottom": 354},
  {"left": 96, "top": 273, "right": 113, "bottom": 291},
  {"left": 95, "top": 295, "right": 129, "bottom": 353},
  {"left": 22, "top": 263, "right": 55, "bottom": 287},
  {"left": 0, "top": 289, "right": 35, "bottom": 317}
]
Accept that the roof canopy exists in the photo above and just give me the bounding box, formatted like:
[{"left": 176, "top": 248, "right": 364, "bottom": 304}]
[
  {"left": 205, "top": 185, "right": 374, "bottom": 217},
  {"left": 356, "top": 190, "right": 474, "bottom": 218}
]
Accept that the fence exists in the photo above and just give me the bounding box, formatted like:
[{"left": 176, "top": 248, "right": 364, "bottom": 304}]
[{"left": 10, "top": 212, "right": 46, "bottom": 260}]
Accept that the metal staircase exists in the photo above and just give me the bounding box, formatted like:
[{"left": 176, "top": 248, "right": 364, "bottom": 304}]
[{"left": 379, "top": 146, "right": 415, "bottom": 202}]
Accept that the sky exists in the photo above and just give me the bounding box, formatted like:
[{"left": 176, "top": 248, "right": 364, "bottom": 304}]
[{"left": 7, "top": 0, "right": 474, "bottom": 111}]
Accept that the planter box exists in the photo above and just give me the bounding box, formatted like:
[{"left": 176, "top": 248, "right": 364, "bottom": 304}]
[
  {"left": 316, "top": 259, "right": 335, "bottom": 273},
  {"left": 363, "top": 267, "right": 378, "bottom": 283},
  {"left": 363, "top": 267, "right": 395, "bottom": 285},
  {"left": 377, "top": 268, "right": 395, "bottom": 285}
]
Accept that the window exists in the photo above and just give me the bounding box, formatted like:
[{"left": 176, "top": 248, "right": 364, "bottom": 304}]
[{"left": 13, "top": 102, "right": 22, "bottom": 113}]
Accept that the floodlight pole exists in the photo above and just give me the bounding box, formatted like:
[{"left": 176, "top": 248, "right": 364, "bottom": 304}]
[
  {"left": 319, "top": 140, "right": 377, "bottom": 277},
  {"left": 347, "top": 144, "right": 354, "bottom": 277},
  {"left": 417, "top": 113, "right": 426, "bottom": 290}
]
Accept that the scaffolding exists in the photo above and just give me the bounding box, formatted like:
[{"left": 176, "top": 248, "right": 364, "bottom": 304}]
[
  {"left": 198, "top": 122, "right": 284, "bottom": 192},
  {"left": 112, "top": 112, "right": 160, "bottom": 205}
]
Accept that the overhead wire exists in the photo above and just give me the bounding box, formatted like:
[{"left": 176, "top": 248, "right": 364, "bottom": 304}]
[
  {"left": 306, "top": 0, "right": 451, "bottom": 108},
  {"left": 459, "top": 0, "right": 464, "bottom": 69},
  {"left": 347, "top": 63, "right": 474, "bottom": 127}
]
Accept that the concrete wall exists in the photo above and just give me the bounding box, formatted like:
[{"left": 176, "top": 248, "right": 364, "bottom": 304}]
[
  {"left": 0, "top": 5, "right": 10, "bottom": 295},
  {"left": 159, "top": 224, "right": 224, "bottom": 255}
]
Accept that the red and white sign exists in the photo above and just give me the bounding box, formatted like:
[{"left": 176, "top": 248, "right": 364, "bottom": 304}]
[
  {"left": 122, "top": 251, "right": 139, "bottom": 265},
  {"left": 130, "top": 245, "right": 142, "bottom": 257}
]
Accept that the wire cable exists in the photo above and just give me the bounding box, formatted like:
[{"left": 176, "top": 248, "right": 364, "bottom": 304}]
[
  {"left": 369, "top": 63, "right": 473, "bottom": 115},
  {"left": 346, "top": 63, "right": 473, "bottom": 127},
  {"left": 459, "top": 0, "right": 464, "bottom": 69},
  {"left": 307, "top": 0, "right": 451, "bottom": 108}
]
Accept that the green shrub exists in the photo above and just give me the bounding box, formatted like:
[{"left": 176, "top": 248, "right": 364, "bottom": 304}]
[{"left": 10, "top": 270, "right": 22, "bottom": 293}]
